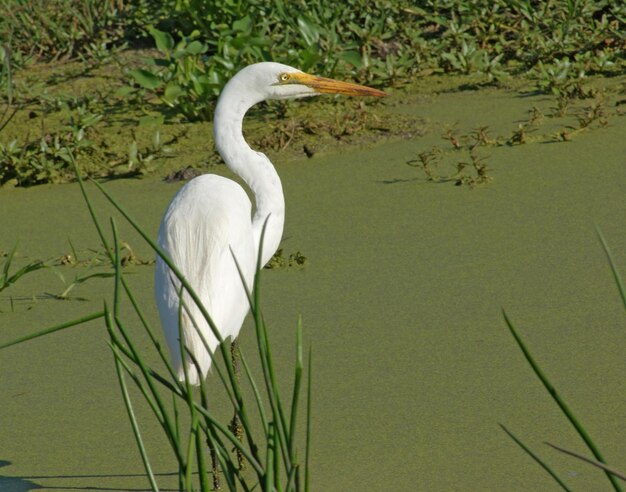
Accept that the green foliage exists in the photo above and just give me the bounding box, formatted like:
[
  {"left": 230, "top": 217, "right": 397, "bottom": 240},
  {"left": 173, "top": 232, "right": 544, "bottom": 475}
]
[
  {"left": 0, "top": 101, "right": 103, "bottom": 186},
  {"left": 170, "top": 0, "right": 425, "bottom": 85},
  {"left": 426, "top": 0, "right": 624, "bottom": 73},
  {"left": 2, "top": 0, "right": 624, "bottom": 88},
  {"left": 129, "top": 28, "right": 218, "bottom": 121},
  {"left": 0, "top": 0, "right": 130, "bottom": 63},
  {"left": 0, "top": 0, "right": 624, "bottom": 183},
  {"left": 0, "top": 245, "right": 46, "bottom": 293},
  {"left": 123, "top": 0, "right": 624, "bottom": 121},
  {"left": 90, "top": 168, "right": 313, "bottom": 491}
]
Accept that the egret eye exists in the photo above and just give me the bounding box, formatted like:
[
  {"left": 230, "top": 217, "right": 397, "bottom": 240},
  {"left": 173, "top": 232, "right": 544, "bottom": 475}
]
[{"left": 279, "top": 73, "right": 291, "bottom": 83}]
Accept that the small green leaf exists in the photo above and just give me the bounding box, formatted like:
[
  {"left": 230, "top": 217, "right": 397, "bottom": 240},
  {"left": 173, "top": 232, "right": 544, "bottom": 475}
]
[
  {"left": 164, "top": 83, "right": 184, "bottom": 102},
  {"left": 186, "top": 40, "right": 207, "bottom": 55},
  {"left": 232, "top": 15, "right": 252, "bottom": 33},
  {"left": 129, "top": 69, "right": 161, "bottom": 90},
  {"left": 149, "top": 27, "right": 174, "bottom": 52},
  {"left": 114, "top": 86, "right": 134, "bottom": 97},
  {"left": 339, "top": 50, "right": 363, "bottom": 68},
  {"left": 138, "top": 115, "right": 165, "bottom": 127}
]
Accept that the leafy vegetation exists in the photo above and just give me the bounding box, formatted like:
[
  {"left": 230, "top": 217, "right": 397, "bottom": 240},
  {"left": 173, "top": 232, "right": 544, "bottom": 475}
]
[
  {"left": 0, "top": 245, "right": 46, "bottom": 293},
  {"left": 407, "top": 87, "right": 618, "bottom": 187},
  {"left": 3, "top": 0, "right": 623, "bottom": 85},
  {"left": 0, "top": 3, "right": 623, "bottom": 489},
  {"left": 0, "top": 0, "right": 624, "bottom": 186}
]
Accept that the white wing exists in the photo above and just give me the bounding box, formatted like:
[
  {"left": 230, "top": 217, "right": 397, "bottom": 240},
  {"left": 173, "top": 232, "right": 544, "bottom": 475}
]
[{"left": 155, "top": 174, "right": 256, "bottom": 384}]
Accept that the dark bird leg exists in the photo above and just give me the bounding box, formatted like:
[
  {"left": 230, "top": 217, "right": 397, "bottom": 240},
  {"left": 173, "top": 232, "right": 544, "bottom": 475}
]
[
  {"left": 230, "top": 338, "right": 245, "bottom": 470},
  {"left": 209, "top": 435, "right": 221, "bottom": 490}
]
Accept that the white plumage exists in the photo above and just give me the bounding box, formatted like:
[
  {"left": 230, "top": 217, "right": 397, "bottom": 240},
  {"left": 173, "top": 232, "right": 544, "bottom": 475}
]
[
  {"left": 155, "top": 175, "right": 255, "bottom": 384},
  {"left": 154, "top": 62, "right": 385, "bottom": 385}
]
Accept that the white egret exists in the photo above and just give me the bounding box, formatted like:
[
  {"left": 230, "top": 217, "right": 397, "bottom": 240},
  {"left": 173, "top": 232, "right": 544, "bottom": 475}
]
[{"left": 155, "top": 62, "right": 385, "bottom": 385}]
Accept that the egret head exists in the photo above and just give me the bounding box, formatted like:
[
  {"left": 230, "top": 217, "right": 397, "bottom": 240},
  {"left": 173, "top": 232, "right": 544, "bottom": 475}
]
[{"left": 229, "top": 62, "right": 386, "bottom": 103}]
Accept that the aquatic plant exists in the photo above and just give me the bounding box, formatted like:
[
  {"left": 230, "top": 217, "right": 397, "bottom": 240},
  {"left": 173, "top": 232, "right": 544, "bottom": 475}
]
[
  {"left": 0, "top": 101, "right": 103, "bottom": 186},
  {"left": 129, "top": 28, "right": 217, "bottom": 122},
  {"left": 0, "top": 245, "right": 46, "bottom": 294},
  {"left": 501, "top": 229, "right": 626, "bottom": 491},
  {"left": 0, "top": 158, "right": 314, "bottom": 491}
]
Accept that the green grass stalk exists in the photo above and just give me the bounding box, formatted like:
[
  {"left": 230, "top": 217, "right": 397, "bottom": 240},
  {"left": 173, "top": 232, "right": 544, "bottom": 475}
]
[
  {"left": 305, "top": 346, "right": 313, "bottom": 492},
  {"left": 596, "top": 226, "right": 626, "bottom": 313},
  {"left": 502, "top": 310, "right": 623, "bottom": 491},
  {"left": 0, "top": 310, "right": 104, "bottom": 349},
  {"left": 499, "top": 424, "right": 571, "bottom": 491},
  {"left": 107, "top": 306, "right": 160, "bottom": 492}
]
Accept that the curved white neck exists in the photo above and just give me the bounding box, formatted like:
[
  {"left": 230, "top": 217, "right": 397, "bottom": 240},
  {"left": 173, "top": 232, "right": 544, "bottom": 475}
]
[{"left": 214, "top": 83, "right": 285, "bottom": 267}]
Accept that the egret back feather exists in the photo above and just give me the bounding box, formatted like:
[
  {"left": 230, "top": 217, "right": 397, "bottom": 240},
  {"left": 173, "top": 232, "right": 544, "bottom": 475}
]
[{"left": 155, "top": 175, "right": 255, "bottom": 384}]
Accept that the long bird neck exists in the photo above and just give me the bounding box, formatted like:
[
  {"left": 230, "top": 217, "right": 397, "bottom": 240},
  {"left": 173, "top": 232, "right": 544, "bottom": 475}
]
[{"left": 214, "top": 88, "right": 285, "bottom": 267}]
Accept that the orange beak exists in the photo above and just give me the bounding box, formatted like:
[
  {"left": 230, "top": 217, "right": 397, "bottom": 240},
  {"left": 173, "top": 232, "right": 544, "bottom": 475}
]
[{"left": 291, "top": 72, "right": 387, "bottom": 97}]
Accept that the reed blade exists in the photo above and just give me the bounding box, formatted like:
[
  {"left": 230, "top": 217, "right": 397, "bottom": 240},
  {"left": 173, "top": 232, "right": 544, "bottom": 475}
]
[
  {"left": 500, "top": 424, "right": 571, "bottom": 492},
  {"left": 502, "top": 311, "right": 622, "bottom": 491}
]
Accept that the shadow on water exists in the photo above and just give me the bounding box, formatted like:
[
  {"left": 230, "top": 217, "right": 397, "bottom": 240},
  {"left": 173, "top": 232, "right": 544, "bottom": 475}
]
[
  {"left": 0, "top": 461, "right": 42, "bottom": 492},
  {"left": 377, "top": 177, "right": 419, "bottom": 185},
  {"left": 0, "top": 461, "right": 182, "bottom": 492}
]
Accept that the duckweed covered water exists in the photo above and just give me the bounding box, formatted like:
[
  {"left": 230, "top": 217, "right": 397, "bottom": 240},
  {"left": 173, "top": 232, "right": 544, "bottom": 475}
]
[{"left": 1, "top": 81, "right": 625, "bottom": 491}]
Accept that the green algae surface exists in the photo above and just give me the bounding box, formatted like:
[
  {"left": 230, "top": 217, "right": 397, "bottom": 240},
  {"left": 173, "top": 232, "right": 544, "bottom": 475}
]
[{"left": 1, "top": 80, "right": 626, "bottom": 491}]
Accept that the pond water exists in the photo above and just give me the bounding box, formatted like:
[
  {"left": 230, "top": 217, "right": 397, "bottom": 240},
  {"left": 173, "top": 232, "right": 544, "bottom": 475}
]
[{"left": 1, "top": 81, "right": 625, "bottom": 491}]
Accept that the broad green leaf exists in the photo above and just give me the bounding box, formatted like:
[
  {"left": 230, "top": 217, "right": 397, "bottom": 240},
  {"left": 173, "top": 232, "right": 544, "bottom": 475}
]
[
  {"left": 149, "top": 27, "right": 174, "bottom": 52},
  {"left": 129, "top": 69, "right": 161, "bottom": 90},
  {"left": 232, "top": 15, "right": 252, "bottom": 33},
  {"left": 339, "top": 50, "right": 363, "bottom": 68},
  {"left": 164, "top": 83, "right": 184, "bottom": 102},
  {"left": 186, "top": 40, "right": 207, "bottom": 55}
]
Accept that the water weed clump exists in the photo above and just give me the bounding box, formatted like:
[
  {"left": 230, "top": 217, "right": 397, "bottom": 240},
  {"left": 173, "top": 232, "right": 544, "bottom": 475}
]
[
  {"left": 409, "top": 77, "right": 622, "bottom": 187},
  {"left": 0, "top": 245, "right": 46, "bottom": 294},
  {"left": 0, "top": 101, "right": 103, "bottom": 186},
  {"left": 1, "top": 1, "right": 624, "bottom": 186},
  {"left": 265, "top": 249, "right": 307, "bottom": 270},
  {"left": 128, "top": 28, "right": 217, "bottom": 122},
  {"left": 407, "top": 144, "right": 493, "bottom": 187}
]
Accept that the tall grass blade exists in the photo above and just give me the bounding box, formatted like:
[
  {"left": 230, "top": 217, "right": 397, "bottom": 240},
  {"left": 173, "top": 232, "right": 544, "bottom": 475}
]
[
  {"left": 195, "top": 422, "right": 210, "bottom": 492},
  {"left": 70, "top": 154, "right": 111, "bottom": 255},
  {"left": 305, "top": 346, "right": 312, "bottom": 492},
  {"left": 288, "top": 317, "right": 304, "bottom": 459},
  {"left": 265, "top": 422, "right": 275, "bottom": 490},
  {"left": 595, "top": 226, "right": 626, "bottom": 313},
  {"left": 502, "top": 310, "right": 623, "bottom": 491},
  {"left": 0, "top": 244, "right": 46, "bottom": 293},
  {"left": 107, "top": 306, "right": 160, "bottom": 491},
  {"left": 0, "top": 311, "right": 104, "bottom": 349},
  {"left": 240, "top": 349, "right": 269, "bottom": 437},
  {"left": 72, "top": 155, "right": 180, "bottom": 385},
  {"left": 499, "top": 424, "right": 571, "bottom": 491},
  {"left": 236, "top": 217, "right": 292, "bottom": 473},
  {"left": 111, "top": 218, "right": 122, "bottom": 317}
]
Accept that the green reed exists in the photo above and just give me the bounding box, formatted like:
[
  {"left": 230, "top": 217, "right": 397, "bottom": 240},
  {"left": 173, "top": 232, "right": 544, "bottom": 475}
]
[
  {"left": 501, "top": 228, "right": 625, "bottom": 490},
  {"left": 0, "top": 158, "right": 313, "bottom": 491}
]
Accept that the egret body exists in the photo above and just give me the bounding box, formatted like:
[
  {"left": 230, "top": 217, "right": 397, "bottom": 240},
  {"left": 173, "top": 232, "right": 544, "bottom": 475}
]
[{"left": 155, "top": 62, "right": 385, "bottom": 385}]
